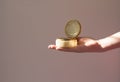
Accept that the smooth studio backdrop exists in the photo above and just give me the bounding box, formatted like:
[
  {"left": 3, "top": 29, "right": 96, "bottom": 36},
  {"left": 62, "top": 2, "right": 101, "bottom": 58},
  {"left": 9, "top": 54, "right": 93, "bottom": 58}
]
[{"left": 0, "top": 0, "right": 120, "bottom": 82}]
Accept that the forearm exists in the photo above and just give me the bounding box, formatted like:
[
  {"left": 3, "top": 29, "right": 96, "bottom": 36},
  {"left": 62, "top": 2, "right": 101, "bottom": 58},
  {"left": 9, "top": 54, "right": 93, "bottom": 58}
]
[{"left": 97, "top": 32, "right": 120, "bottom": 51}]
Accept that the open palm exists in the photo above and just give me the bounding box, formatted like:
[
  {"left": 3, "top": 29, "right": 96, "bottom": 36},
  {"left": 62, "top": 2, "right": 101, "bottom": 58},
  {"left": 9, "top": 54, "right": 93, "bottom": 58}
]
[{"left": 48, "top": 37, "right": 103, "bottom": 53}]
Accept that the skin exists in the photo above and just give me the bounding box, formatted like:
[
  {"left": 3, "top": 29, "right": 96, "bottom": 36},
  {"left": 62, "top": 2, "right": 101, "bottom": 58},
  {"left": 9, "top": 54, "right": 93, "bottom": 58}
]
[{"left": 48, "top": 32, "right": 120, "bottom": 53}]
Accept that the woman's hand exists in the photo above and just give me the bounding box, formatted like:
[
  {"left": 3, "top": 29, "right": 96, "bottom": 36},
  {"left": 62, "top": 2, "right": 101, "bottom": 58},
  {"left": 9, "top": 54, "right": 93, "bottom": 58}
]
[{"left": 48, "top": 37, "right": 103, "bottom": 53}]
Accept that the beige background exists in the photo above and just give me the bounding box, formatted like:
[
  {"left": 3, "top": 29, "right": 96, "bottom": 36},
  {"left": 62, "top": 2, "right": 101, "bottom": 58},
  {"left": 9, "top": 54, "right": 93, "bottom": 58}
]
[{"left": 0, "top": 0, "right": 120, "bottom": 82}]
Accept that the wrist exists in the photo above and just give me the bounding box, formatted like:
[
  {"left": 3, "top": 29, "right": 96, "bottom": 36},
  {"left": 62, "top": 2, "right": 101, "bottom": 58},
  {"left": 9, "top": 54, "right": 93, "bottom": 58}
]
[{"left": 96, "top": 35, "right": 120, "bottom": 51}]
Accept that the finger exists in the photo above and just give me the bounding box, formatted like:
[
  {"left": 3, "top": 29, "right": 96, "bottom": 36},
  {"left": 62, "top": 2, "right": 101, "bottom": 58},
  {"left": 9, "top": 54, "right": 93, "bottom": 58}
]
[{"left": 48, "top": 44, "right": 56, "bottom": 49}]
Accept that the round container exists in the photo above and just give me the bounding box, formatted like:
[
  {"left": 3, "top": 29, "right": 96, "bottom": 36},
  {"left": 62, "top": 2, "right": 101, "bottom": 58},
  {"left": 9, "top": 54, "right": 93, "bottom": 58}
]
[{"left": 56, "top": 38, "right": 77, "bottom": 48}]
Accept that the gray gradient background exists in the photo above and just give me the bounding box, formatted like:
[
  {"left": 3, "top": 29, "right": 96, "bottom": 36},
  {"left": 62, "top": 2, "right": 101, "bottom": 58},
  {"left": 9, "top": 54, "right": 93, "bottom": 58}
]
[{"left": 0, "top": 0, "right": 120, "bottom": 82}]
